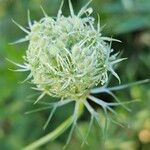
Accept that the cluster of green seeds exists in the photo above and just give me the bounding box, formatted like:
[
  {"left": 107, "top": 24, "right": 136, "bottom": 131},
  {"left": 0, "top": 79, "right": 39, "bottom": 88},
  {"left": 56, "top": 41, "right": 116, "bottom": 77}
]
[{"left": 13, "top": 0, "right": 123, "bottom": 102}]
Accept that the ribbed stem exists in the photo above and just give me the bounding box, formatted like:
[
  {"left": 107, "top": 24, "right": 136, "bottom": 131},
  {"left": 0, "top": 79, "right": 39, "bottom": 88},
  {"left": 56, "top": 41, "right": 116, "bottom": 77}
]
[{"left": 23, "top": 100, "right": 84, "bottom": 150}]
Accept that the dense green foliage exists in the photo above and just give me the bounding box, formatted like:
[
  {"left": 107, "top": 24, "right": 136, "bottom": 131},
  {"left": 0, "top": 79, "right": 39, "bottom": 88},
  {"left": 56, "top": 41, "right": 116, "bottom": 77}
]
[{"left": 0, "top": 0, "right": 149, "bottom": 149}]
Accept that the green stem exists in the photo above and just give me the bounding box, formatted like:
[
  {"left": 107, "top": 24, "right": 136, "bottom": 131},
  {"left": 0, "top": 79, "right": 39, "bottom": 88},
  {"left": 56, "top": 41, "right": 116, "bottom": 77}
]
[
  {"left": 23, "top": 116, "right": 73, "bottom": 150},
  {"left": 23, "top": 101, "right": 84, "bottom": 150}
]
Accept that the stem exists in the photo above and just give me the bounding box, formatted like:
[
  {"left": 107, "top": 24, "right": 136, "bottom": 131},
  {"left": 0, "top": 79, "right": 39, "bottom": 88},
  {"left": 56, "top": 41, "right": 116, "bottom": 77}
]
[
  {"left": 23, "top": 116, "right": 73, "bottom": 150},
  {"left": 23, "top": 101, "right": 84, "bottom": 150}
]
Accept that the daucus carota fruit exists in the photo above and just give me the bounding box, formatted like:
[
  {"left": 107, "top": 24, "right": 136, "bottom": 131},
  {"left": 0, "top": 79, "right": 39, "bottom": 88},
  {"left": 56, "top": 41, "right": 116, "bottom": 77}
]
[{"left": 11, "top": 0, "right": 123, "bottom": 102}]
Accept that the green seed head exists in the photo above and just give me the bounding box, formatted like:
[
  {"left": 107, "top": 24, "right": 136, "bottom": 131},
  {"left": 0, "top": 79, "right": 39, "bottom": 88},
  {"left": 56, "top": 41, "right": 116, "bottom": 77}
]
[{"left": 13, "top": 0, "right": 121, "bottom": 101}]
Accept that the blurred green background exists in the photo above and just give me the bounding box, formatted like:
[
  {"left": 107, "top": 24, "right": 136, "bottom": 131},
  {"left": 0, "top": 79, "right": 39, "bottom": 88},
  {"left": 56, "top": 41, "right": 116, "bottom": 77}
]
[{"left": 0, "top": 0, "right": 150, "bottom": 149}]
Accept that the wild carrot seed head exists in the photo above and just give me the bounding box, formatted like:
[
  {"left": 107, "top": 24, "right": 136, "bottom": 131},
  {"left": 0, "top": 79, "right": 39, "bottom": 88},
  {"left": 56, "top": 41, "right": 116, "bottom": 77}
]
[{"left": 15, "top": 1, "right": 121, "bottom": 101}]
